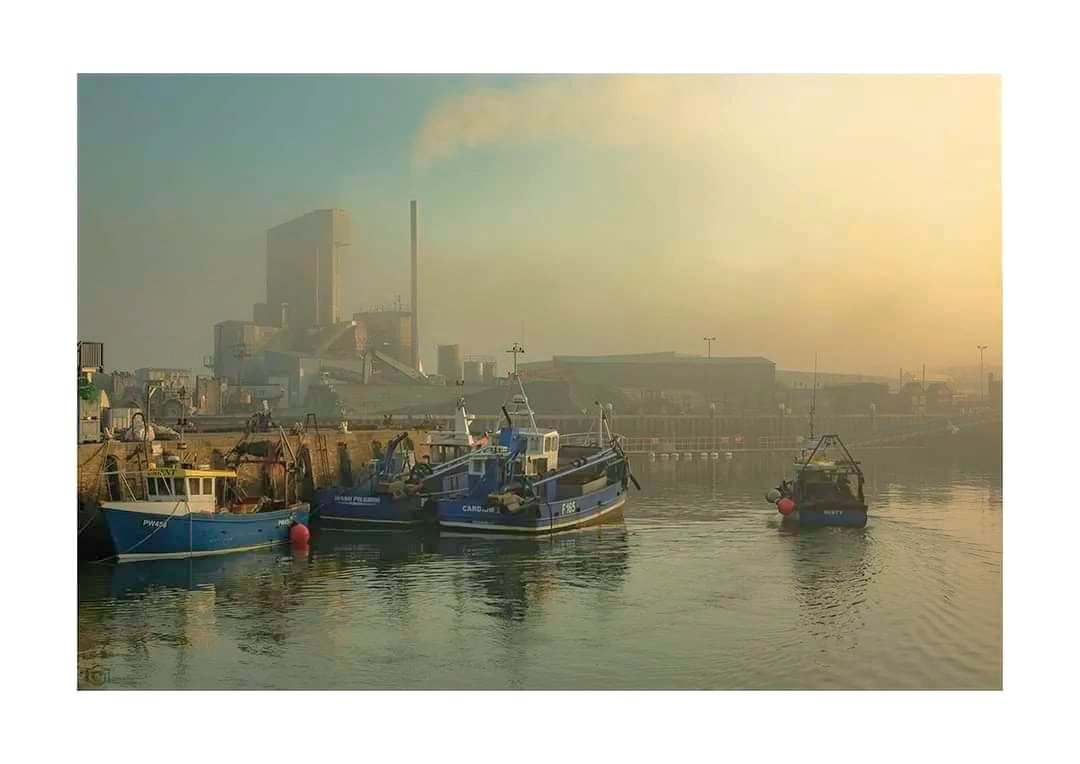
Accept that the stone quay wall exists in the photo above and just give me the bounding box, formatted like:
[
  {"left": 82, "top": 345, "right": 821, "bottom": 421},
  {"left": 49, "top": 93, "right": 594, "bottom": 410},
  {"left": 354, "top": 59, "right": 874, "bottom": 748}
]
[{"left": 77, "top": 428, "right": 432, "bottom": 507}]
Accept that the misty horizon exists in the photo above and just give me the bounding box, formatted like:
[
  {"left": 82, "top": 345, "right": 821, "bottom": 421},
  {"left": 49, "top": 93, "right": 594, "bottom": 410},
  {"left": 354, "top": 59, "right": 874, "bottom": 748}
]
[{"left": 78, "top": 74, "right": 1001, "bottom": 378}]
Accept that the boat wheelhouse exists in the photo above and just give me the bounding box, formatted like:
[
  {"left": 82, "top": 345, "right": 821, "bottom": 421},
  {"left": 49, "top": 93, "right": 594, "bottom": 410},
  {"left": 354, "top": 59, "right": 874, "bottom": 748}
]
[{"left": 427, "top": 398, "right": 484, "bottom": 462}]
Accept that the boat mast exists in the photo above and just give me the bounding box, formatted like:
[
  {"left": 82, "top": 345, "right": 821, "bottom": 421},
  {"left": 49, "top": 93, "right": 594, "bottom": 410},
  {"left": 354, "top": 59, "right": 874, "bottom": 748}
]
[
  {"left": 515, "top": 375, "right": 539, "bottom": 432},
  {"left": 809, "top": 354, "right": 818, "bottom": 440}
]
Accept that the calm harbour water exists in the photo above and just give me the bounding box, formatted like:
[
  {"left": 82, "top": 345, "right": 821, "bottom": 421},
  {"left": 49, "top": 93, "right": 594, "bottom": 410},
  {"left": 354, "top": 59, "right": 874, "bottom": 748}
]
[{"left": 78, "top": 446, "right": 1002, "bottom": 690}]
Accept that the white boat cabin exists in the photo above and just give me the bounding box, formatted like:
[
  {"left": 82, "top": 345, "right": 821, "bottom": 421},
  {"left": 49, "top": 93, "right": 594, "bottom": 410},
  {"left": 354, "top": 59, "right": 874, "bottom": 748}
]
[
  {"left": 143, "top": 466, "right": 238, "bottom": 512},
  {"left": 427, "top": 398, "right": 478, "bottom": 463},
  {"left": 466, "top": 427, "right": 560, "bottom": 480},
  {"left": 516, "top": 427, "right": 560, "bottom": 476}
]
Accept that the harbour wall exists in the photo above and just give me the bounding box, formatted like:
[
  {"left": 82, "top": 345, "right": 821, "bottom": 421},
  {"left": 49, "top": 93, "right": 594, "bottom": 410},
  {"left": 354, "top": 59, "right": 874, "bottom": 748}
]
[
  {"left": 77, "top": 428, "right": 432, "bottom": 509},
  {"left": 191, "top": 412, "right": 977, "bottom": 442}
]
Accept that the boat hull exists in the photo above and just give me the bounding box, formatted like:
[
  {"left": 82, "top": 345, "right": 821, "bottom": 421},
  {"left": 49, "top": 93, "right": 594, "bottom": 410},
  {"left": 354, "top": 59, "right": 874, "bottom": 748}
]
[
  {"left": 783, "top": 505, "right": 868, "bottom": 528},
  {"left": 101, "top": 504, "right": 311, "bottom": 562},
  {"left": 437, "top": 481, "right": 626, "bottom": 535},
  {"left": 314, "top": 487, "right": 435, "bottom": 529}
]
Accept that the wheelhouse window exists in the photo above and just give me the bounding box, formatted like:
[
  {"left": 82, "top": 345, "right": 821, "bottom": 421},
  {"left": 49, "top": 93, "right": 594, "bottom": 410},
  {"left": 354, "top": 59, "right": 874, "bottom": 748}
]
[
  {"left": 147, "top": 478, "right": 158, "bottom": 496},
  {"left": 203, "top": 478, "right": 213, "bottom": 495},
  {"left": 172, "top": 478, "right": 185, "bottom": 496}
]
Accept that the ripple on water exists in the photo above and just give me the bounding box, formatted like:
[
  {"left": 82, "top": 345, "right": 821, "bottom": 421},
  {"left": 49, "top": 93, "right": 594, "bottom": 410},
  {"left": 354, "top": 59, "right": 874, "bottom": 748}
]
[{"left": 77, "top": 451, "right": 1001, "bottom": 689}]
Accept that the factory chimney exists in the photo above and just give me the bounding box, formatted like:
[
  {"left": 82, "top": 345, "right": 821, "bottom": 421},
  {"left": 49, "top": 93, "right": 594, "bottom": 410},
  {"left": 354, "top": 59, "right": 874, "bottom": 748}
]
[{"left": 410, "top": 200, "right": 420, "bottom": 371}]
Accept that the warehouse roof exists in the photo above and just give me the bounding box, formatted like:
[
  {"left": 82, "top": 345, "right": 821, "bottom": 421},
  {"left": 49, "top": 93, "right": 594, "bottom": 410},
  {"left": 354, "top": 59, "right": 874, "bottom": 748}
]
[{"left": 553, "top": 352, "right": 773, "bottom": 366}]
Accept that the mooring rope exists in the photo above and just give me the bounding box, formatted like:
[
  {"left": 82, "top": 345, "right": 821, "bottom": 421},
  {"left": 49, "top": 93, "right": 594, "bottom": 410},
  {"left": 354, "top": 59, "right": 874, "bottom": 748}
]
[
  {"left": 76, "top": 506, "right": 100, "bottom": 537},
  {"left": 77, "top": 448, "right": 113, "bottom": 537},
  {"left": 78, "top": 441, "right": 110, "bottom": 469}
]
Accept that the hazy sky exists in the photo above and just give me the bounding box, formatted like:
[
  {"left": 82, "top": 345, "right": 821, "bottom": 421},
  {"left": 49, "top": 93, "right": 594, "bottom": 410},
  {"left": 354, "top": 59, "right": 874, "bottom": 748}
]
[{"left": 78, "top": 74, "right": 1000, "bottom": 376}]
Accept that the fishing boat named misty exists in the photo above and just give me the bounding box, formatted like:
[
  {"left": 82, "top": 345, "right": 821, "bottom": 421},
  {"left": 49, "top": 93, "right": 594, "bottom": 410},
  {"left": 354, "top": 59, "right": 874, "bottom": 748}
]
[{"left": 767, "top": 434, "right": 868, "bottom": 527}]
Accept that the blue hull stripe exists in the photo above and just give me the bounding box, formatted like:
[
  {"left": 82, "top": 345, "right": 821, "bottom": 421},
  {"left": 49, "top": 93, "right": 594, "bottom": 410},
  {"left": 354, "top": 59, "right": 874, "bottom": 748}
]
[
  {"left": 786, "top": 509, "right": 868, "bottom": 527},
  {"left": 438, "top": 489, "right": 625, "bottom": 535},
  {"left": 102, "top": 505, "right": 310, "bottom": 562},
  {"left": 315, "top": 488, "right": 429, "bottom": 526},
  {"left": 319, "top": 515, "right": 425, "bottom": 526}
]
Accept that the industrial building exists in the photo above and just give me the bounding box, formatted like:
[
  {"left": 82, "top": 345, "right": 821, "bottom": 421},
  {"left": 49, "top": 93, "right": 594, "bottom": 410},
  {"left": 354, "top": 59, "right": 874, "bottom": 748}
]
[
  {"left": 438, "top": 344, "right": 464, "bottom": 383},
  {"left": 213, "top": 320, "right": 288, "bottom": 383},
  {"left": 525, "top": 352, "right": 778, "bottom": 413},
  {"left": 463, "top": 356, "right": 497, "bottom": 386},
  {"left": 352, "top": 308, "right": 413, "bottom": 368},
  {"left": 202, "top": 202, "right": 496, "bottom": 415},
  {"left": 263, "top": 209, "right": 351, "bottom": 330}
]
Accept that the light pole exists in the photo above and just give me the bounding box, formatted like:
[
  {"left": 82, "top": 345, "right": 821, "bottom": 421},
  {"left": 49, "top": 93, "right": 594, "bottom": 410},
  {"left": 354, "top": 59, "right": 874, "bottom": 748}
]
[
  {"left": 506, "top": 342, "right": 525, "bottom": 377},
  {"left": 703, "top": 337, "right": 717, "bottom": 418},
  {"left": 977, "top": 345, "right": 988, "bottom": 402}
]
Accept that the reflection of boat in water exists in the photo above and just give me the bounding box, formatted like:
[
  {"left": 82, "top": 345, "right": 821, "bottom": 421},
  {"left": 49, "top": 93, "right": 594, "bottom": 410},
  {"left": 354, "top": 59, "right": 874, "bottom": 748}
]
[
  {"left": 437, "top": 520, "right": 629, "bottom": 554},
  {"left": 80, "top": 546, "right": 307, "bottom": 670},
  {"left": 766, "top": 434, "right": 868, "bottom": 528},
  {"left": 81, "top": 546, "right": 291, "bottom": 600},
  {"left": 437, "top": 521, "right": 631, "bottom": 619},
  {"left": 311, "top": 527, "right": 437, "bottom": 564},
  {"left": 436, "top": 378, "right": 640, "bottom": 534},
  {"left": 778, "top": 522, "right": 877, "bottom": 652}
]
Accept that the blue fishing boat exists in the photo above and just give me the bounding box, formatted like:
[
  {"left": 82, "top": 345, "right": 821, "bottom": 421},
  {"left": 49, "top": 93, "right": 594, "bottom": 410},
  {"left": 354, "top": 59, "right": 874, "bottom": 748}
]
[
  {"left": 314, "top": 399, "right": 484, "bottom": 529},
  {"left": 435, "top": 379, "right": 640, "bottom": 535},
  {"left": 766, "top": 433, "right": 868, "bottom": 528},
  {"left": 315, "top": 431, "right": 430, "bottom": 528},
  {"left": 100, "top": 461, "right": 310, "bottom": 561}
]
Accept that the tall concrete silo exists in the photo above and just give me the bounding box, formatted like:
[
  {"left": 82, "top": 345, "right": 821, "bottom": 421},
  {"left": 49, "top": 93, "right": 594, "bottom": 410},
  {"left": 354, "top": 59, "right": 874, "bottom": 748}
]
[{"left": 438, "top": 344, "right": 464, "bottom": 383}]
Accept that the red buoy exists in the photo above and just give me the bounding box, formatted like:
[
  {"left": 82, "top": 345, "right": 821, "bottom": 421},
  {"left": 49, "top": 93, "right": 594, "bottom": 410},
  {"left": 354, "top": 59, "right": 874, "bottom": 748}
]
[
  {"left": 776, "top": 498, "right": 796, "bottom": 516},
  {"left": 289, "top": 523, "right": 311, "bottom": 545}
]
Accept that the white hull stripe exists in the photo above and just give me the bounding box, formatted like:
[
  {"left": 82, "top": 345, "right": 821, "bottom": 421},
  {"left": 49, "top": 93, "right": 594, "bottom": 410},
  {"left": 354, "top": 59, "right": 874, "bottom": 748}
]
[
  {"left": 117, "top": 540, "right": 286, "bottom": 563},
  {"left": 439, "top": 497, "right": 625, "bottom": 534},
  {"left": 319, "top": 515, "right": 423, "bottom": 525}
]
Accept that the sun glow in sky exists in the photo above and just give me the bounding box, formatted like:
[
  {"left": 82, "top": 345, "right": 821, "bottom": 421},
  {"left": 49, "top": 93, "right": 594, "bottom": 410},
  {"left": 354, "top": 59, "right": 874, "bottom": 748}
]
[{"left": 78, "top": 74, "right": 1000, "bottom": 376}]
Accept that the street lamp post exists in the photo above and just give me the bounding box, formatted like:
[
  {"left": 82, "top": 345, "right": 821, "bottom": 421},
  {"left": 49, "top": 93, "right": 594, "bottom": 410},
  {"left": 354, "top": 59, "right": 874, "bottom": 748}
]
[
  {"left": 506, "top": 342, "right": 525, "bottom": 377},
  {"left": 702, "top": 337, "right": 717, "bottom": 420},
  {"left": 977, "top": 345, "right": 988, "bottom": 402}
]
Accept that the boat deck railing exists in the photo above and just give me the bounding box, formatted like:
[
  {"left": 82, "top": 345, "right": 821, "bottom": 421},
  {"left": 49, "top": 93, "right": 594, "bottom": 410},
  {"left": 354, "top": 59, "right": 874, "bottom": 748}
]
[
  {"left": 558, "top": 432, "right": 611, "bottom": 447},
  {"left": 619, "top": 435, "right": 798, "bottom": 453}
]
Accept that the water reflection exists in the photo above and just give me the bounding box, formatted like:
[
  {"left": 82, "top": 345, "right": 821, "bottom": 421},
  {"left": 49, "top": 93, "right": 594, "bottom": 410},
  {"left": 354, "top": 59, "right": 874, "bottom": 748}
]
[
  {"left": 435, "top": 524, "right": 631, "bottom": 623},
  {"left": 79, "top": 549, "right": 308, "bottom": 686},
  {"left": 77, "top": 443, "right": 1000, "bottom": 689},
  {"left": 777, "top": 525, "right": 877, "bottom": 650}
]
